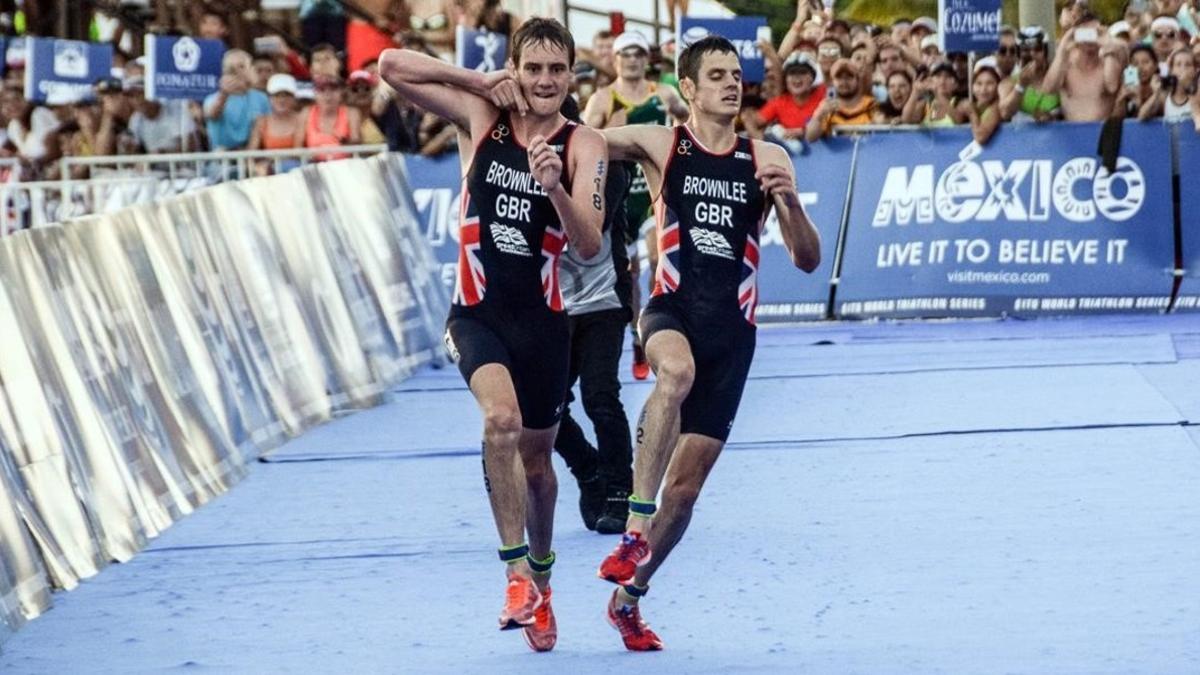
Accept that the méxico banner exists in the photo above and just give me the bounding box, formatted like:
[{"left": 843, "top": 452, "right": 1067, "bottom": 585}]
[
  {"left": 836, "top": 122, "right": 1175, "bottom": 319},
  {"left": 1172, "top": 124, "right": 1200, "bottom": 311}
]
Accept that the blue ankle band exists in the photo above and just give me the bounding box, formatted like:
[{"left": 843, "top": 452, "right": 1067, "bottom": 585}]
[
  {"left": 628, "top": 496, "right": 656, "bottom": 517},
  {"left": 527, "top": 551, "right": 555, "bottom": 574},
  {"left": 498, "top": 544, "right": 529, "bottom": 562},
  {"left": 622, "top": 583, "right": 649, "bottom": 598}
]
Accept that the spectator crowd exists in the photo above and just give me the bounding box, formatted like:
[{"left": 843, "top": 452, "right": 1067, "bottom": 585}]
[{"left": 1, "top": 0, "right": 1199, "bottom": 183}]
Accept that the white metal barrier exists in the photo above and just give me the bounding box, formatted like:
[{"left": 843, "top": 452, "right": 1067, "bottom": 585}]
[
  {"left": 0, "top": 176, "right": 162, "bottom": 236},
  {"left": 59, "top": 145, "right": 388, "bottom": 184}
]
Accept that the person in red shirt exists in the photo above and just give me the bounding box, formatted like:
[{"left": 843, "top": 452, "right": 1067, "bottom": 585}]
[{"left": 752, "top": 52, "right": 826, "bottom": 152}]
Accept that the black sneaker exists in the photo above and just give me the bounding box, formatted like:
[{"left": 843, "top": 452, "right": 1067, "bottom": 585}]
[
  {"left": 595, "top": 488, "right": 630, "bottom": 534},
  {"left": 578, "top": 473, "right": 606, "bottom": 531}
]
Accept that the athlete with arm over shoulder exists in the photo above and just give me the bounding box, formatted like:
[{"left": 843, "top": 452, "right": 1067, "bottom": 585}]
[
  {"left": 378, "top": 18, "right": 605, "bottom": 653},
  {"left": 595, "top": 35, "right": 820, "bottom": 652}
]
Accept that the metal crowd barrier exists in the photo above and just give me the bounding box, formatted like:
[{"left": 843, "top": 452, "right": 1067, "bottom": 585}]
[
  {"left": 0, "top": 153, "right": 449, "bottom": 639},
  {"left": 58, "top": 145, "right": 389, "bottom": 185},
  {"left": 0, "top": 176, "right": 161, "bottom": 237}
]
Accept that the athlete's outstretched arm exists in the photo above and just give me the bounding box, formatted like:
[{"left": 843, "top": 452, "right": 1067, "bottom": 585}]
[
  {"left": 530, "top": 126, "right": 606, "bottom": 259},
  {"left": 604, "top": 124, "right": 652, "bottom": 160},
  {"left": 756, "top": 142, "right": 821, "bottom": 272},
  {"left": 378, "top": 48, "right": 517, "bottom": 131}
]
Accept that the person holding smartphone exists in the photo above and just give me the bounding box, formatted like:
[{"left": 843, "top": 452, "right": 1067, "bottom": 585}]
[
  {"left": 1112, "top": 44, "right": 1160, "bottom": 118},
  {"left": 1043, "top": 11, "right": 1127, "bottom": 121},
  {"left": 1138, "top": 47, "right": 1199, "bottom": 123}
]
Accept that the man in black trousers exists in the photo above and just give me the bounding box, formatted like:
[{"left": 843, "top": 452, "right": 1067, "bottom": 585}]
[{"left": 554, "top": 97, "right": 636, "bottom": 534}]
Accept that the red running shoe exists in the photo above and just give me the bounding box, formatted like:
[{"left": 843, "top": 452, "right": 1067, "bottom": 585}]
[
  {"left": 606, "top": 589, "right": 663, "bottom": 651},
  {"left": 631, "top": 341, "right": 650, "bottom": 380},
  {"left": 597, "top": 531, "right": 651, "bottom": 585},
  {"left": 522, "top": 586, "right": 557, "bottom": 652},
  {"left": 498, "top": 574, "right": 541, "bottom": 630}
]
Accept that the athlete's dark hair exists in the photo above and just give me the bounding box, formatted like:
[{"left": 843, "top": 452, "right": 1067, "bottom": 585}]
[
  {"left": 677, "top": 35, "right": 738, "bottom": 83},
  {"left": 511, "top": 18, "right": 575, "bottom": 67}
]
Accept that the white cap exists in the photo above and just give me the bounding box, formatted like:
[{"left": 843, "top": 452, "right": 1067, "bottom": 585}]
[
  {"left": 973, "top": 55, "right": 999, "bottom": 75},
  {"left": 912, "top": 17, "right": 938, "bottom": 34},
  {"left": 612, "top": 31, "right": 651, "bottom": 54},
  {"left": 1150, "top": 16, "right": 1180, "bottom": 33},
  {"left": 920, "top": 34, "right": 940, "bottom": 51},
  {"left": 266, "top": 73, "right": 297, "bottom": 95},
  {"left": 783, "top": 51, "right": 824, "bottom": 85},
  {"left": 1108, "top": 20, "right": 1131, "bottom": 38}
]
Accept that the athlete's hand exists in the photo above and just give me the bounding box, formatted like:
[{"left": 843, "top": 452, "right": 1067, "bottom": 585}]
[
  {"left": 528, "top": 135, "right": 563, "bottom": 191},
  {"left": 756, "top": 164, "right": 799, "bottom": 206},
  {"left": 484, "top": 70, "right": 528, "bottom": 116}
]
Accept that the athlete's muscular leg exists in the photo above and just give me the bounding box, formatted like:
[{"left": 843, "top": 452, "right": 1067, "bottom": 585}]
[
  {"left": 632, "top": 433, "right": 723, "bottom": 586},
  {"left": 627, "top": 329, "right": 694, "bottom": 533},
  {"left": 518, "top": 426, "right": 559, "bottom": 589},
  {"left": 469, "top": 364, "right": 531, "bottom": 577}
]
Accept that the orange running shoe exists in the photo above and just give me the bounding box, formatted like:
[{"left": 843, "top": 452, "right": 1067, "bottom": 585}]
[
  {"left": 606, "top": 589, "right": 663, "bottom": 651},
  {"left": 631, "top": 341, "right": 650, "bottom": 381},
  {"left": 522, "top": 586, "right": 557, "bottom": 652},
  {"left": 597, "top": 531, "right": 651, "bottom": 585},
  {"left": 498, "top": 574, "right": 542, "bottom": 630}
]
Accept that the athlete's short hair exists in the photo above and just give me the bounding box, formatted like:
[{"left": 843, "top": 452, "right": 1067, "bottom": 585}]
[
  {"left": 512, "top": 18, "right": 575, "bottom": 67},
  {"left": 677, "top": 35, "right": 738, "bottom": 83}
]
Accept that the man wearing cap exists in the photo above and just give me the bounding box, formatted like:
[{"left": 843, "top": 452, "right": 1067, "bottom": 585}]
[
  {"left": 903, "top": 16, "right": 938, "bottom": 65},
  {"left": 584, "top": 30, "right": 688, "bottom": 379},
  {"left": 581, "top": 28, "right": 689, "bottom": 531},
  {"left": 1005, "top": 26, "right": 1062, "bottom": 122},
  {"left": 1043, "top": 11, "right": 1127, "bottom": 122},
  {"left": 806, "top": 57, "right": 876, "bottom": 141},
  {"left": 755, "top": 52, "right": 825, "bottom": 148}
]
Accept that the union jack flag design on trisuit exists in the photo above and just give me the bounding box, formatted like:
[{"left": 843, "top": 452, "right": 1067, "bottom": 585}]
[
  {"left": 652, "top": 126, "right": 768, "bottom": 324},
  {"left": 452, "top": 111, "right": 577, "bottom": 310},
  {"left": 453, "top": 191, "right": 486, "bottom": 305},
  {"left": 653, "top": 204, "right": 682, "bottom": 295}
]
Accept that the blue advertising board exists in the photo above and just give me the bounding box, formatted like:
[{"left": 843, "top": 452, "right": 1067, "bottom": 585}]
[
  {"left": 678, "top": 16, "right": 768, "bottom": 83},
  {"left": 755, "top": 138, "right": 854, "bottom": 321},
  {"left": 456, "top": 26, "right": 508, "bottom": 73},
  {"left": 405, "top": 153, "right": 465, "bottom": 294},
  {"left": 835, "top": 122, "right": 1176, "bottom": 319},
  {"left": 24, "top": 38, "right": 113, "bottom": 105},
  {"left": 939, "top": 0, "right": 1002, "bottom": 53},
  {"left": 144, "top": 34, "right": 224, "bottom": 101},
  {"left": 1171, "top": 123, "right": 1200, "bottom": 311}
]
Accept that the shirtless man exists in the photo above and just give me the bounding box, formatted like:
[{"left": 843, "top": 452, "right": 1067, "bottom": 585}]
[{"left": 1043, "top": 12, "right": 1126, "bottom": 122}]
